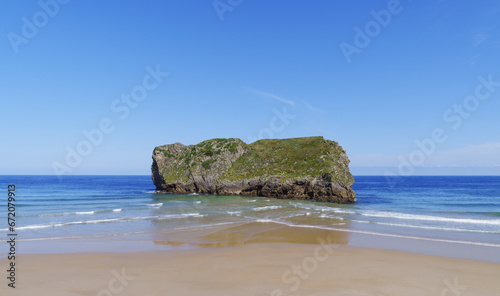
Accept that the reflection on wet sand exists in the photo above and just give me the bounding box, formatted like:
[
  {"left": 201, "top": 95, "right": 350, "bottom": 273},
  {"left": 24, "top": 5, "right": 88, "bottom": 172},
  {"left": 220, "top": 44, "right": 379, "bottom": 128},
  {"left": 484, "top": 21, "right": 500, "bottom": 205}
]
[{"left": 153, "top": 221, "right": 350, "bottom": 248}]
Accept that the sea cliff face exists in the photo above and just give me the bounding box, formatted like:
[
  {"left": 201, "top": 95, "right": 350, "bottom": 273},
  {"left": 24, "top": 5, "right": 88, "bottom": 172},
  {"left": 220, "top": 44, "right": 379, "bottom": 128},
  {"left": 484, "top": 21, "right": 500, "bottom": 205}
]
[{"left": 151, "top": 136, "right": 355, "bottom": 203}]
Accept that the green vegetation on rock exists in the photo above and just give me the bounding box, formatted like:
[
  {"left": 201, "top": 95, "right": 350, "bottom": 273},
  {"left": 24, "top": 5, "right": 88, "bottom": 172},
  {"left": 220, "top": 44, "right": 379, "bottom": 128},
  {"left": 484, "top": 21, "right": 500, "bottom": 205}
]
[
  {"left": 152, "top": 138, "right": 248, "bottom": 183},
  {"left": 222, "top": 137, "right": 352, "bottom": 184},
  {"left": 152, "top": 136, "right": 353, "bottom": 186}
]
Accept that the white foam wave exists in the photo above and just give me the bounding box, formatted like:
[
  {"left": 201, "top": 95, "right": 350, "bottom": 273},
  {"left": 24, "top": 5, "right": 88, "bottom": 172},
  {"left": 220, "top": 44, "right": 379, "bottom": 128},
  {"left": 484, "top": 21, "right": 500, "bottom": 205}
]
[
  {"left": 318, "top": 213, "right": 344, "bottom": 220},
  {"left": 16, "top": 224, "right": 56, "bottom": 230},
  {"left": 227, "top": 211, "right": 241, "bottom": 216},
  {"left": 361, "top": 211, "right": 500, "bottom": 226},
  {"left": 290, "top": 202, "right": 355, "bottom": 214},
  {"left": 40, "top": 210, "right": 96, "bottom": 217},
  {"left": 182, "top": 213, "right": 203, "bottom": 217},
  {"left": 352, "top": 220, "right": 500, "bottom": 234},
  {"left": 290, "top": 202, "right": 500, "bottom": 228},
  {"left": 0, "top": 215, "right": 169, "bottom": 232},
  {"left": 7, "top": 218, "right": 125, "bottom": 231},
  {"left": 0, "top": 211, "right": 208, "bottom": 233},
  {"left": 253, "top": 206, "right": 282, "bottom": 211},
  {"left": 289, "top": 213, "right": 306, "bottom": 218},
  {"left": 38, "top": 208, "right": 124, "bottom": 217},
  {"left": 147, "top": 203, "right": 163, "bottom": 207},
  {"left": 76, "top": 211, "right": 95, "bottom": 215},
  {"left": 157, "top": 213, "right": 204, "bottom": 220},
  {"left": 256, "top": 219, "right": 275, "bottom": 223}
]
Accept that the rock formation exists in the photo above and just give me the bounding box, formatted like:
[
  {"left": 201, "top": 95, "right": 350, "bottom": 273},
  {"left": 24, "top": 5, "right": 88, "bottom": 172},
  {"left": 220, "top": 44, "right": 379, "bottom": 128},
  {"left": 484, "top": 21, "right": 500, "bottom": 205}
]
[{"left": 151, "top": 136, "right": 355, "bottom": 203}]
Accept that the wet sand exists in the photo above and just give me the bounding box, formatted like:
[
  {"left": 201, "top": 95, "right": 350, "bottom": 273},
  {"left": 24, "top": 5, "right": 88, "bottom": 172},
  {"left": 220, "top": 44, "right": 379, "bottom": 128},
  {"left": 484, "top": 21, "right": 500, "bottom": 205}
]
[{"left": 2, "top": 223, "right": 500, "bottom": 295}]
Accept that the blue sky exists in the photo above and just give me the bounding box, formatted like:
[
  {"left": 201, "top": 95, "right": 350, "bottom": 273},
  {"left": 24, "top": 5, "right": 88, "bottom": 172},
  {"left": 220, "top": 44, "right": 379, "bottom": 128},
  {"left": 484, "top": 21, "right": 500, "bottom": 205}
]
[{"left": 1, "top": 0, "right": 499, "bottom": 175}]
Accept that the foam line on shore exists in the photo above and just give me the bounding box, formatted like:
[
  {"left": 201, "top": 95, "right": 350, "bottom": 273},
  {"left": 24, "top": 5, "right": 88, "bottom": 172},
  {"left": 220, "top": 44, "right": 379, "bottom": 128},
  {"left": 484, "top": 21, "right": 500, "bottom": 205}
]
[
  {"left": 352, "top": 219, "right": 500, "bottom": 234},
  {"left": 255, "top": 219, "right": 500, "bottom": 248}
]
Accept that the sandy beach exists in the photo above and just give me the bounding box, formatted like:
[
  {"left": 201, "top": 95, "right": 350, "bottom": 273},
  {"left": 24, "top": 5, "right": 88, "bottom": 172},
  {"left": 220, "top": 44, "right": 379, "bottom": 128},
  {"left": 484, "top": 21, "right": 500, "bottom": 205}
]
[{"left": 2, "top": 224, "right": 499, "bottom": 296}]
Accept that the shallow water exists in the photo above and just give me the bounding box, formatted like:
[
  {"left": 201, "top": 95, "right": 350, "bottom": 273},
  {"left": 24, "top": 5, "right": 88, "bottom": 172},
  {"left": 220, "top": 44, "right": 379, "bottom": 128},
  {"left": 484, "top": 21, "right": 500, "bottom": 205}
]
[{"left": 1, "top": 175, "right": 499, "bottom": 258}]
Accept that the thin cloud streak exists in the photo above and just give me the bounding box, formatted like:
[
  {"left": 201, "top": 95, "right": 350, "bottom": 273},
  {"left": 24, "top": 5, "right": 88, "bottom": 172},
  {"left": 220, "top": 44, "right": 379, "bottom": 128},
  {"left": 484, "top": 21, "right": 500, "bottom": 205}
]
[
  {"left": 299, "top": 100, "right": 323, "bottom": 113},
  {"left": 474, "top": 32, "right": 487, "bottom": 47},
  {"left": 247, "top": 88, "right": 295, "bottom": 106}
]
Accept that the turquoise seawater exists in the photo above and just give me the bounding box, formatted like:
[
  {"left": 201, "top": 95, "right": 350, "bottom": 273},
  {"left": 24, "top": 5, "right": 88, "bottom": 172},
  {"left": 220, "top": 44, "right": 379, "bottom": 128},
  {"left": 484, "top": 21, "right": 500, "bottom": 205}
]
[{"left": 1, "top": 175, "right": 499, "bottom": 253}]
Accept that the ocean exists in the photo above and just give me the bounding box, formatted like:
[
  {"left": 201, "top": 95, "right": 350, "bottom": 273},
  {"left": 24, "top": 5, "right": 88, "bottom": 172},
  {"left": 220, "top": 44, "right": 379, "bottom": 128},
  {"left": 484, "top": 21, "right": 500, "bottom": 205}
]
[{"left": 1, "top": 175, "right": 499, "bottom": 259}]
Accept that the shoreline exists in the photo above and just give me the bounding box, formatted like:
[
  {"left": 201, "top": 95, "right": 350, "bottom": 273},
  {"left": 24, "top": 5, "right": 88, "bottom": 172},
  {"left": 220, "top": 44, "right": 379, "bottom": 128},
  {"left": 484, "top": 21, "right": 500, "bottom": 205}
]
[{"left": 11, "top": 221, "right": 500, "bottom": 263}]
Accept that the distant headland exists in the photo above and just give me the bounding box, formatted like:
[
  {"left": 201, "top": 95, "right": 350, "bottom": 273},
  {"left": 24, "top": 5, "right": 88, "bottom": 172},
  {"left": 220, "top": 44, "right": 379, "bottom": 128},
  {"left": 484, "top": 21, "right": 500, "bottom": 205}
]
[{"left": 151, "top": 136, "right": 355, "bottom": 203}]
